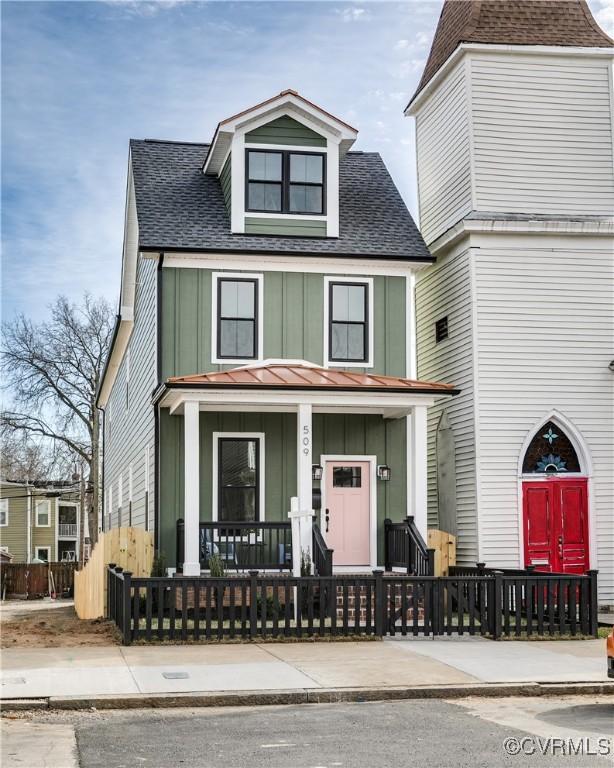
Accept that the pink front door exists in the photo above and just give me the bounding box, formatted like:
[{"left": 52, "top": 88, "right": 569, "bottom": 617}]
[{"left": 324, "top": 461, "right": 371, "bottom": 566}]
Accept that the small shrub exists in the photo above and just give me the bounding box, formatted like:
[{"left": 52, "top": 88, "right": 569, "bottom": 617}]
[
  {"left": 208, "top": 554, "right": 225, "bottom": 577},
  {"left": 151, "top": 551, "right": 167, "bottom": 577}
]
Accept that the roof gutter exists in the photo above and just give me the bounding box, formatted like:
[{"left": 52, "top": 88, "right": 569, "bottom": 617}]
[
  {"left": 139, "top": 245, "right": 435, "bottom": 264},
  {"left": 156, "top": 382, "right": 460, "bottom": 399}
]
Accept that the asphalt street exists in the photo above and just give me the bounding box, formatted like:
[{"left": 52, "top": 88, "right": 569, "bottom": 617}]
[{"left": 2, "top": 695, "right": 613, "bottom": 768}]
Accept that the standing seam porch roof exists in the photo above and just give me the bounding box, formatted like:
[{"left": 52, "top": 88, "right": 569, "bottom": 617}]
[{"left": 166, "top": 363, "right": 457, "bottom": 394}]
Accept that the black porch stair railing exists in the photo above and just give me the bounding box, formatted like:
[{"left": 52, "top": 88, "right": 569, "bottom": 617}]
[
  {"left": 176, "top": 519, "right": 292, "bottom": 572},
  {"left": 312, "top": 523, "right": 334, "bottom": 577},
  {"left": 384, "top": 516, "right": 435, "bottom": 576}
]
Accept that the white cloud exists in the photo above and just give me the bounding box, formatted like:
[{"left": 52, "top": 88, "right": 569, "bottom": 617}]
[
  {"left": 338, "top": 7, "right": 371, "bottom": 23},
  {"left": 103, "top": 0, "right": 190, "bottom": 17},
  {"left": 394, "top": 39, "right": 410, "bottom": 51}
]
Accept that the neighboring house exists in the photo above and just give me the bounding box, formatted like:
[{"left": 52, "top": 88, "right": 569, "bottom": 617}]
[
  {"left": 407, "top": 0, "right": 614, "bottom": 604},
  {"left": 97, "top": 89, "right": 456, "bottom": 574},
  {"left": 0, "top": 480, "right": 82, "bottom": 563}
]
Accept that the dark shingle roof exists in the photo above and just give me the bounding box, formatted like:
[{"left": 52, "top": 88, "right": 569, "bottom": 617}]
[
  {"left": 129, "top": 139, "right": 431, "bottom": 261},
  {"left": 409, "top": 0, "right": 613, "bottom": 106}
]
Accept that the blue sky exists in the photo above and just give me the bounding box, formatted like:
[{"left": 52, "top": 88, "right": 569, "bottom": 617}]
[{"left": 2, "top": 0, "right": 612, "bottom": 322}]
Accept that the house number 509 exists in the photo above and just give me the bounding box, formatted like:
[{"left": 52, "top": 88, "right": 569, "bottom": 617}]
[{"left": 302, "top": 425, "right": 310, "bottom": 456}]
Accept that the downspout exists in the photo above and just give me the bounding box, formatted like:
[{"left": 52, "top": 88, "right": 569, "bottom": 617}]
[
  {"left": 154, "top": 252, "right": 164, "bottom": 553},
  {"left": 99, "top": 406, "right": 106, "bottom": 533}
]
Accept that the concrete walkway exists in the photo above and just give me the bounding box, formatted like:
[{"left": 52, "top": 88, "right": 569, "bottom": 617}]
[{"left": 1, "top": 637, "right": 609, "bottom": 703}]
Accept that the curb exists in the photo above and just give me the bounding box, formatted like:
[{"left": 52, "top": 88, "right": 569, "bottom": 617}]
[{"left": 1, "top": 681, "right": 613, "bottom": 713}]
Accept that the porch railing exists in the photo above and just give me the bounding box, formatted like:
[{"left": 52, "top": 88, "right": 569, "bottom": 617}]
[
  {"left": 176, "top": 519, "right": 292, "bottom": 572},
  {"left": 384, "top": 516, "right": 435, "bottom": 576},
  {"left": 58, "top": 523, "right": 78, "bottom": 537},
  {"left": 312, "top": 523, "right": 333, "bottom": 576}
]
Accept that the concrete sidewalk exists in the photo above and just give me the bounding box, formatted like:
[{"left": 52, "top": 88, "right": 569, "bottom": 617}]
[{"left": 1, "top": 637, "right": 610, "bottom": 707}]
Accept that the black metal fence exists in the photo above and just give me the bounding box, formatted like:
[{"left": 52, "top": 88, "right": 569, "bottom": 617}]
[{"left": 107, "top": 565, "right": 598, "bottom": 645}]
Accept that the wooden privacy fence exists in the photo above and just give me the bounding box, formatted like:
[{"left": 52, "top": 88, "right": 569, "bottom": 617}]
[
  {"left": 74, "top": 527, "right": 153, "bottom": 619},
  {"left": 0, "top": 562, "right": 76, "bottom": 599},
  {"left": 427, "top": 530, "right": 456, "bottom": 576},
  {"left": 107, "top": 565, "right": 599, "bottom": 645}
]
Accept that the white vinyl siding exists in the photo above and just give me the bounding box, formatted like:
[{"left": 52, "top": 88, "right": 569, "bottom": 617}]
[
  {"left": 104, "top": 255, "right": 157, "bottom": 532},
  {"left": 470, "top": 53, "right": 614, "bottom": 215},
  {"left": 415, "top": 246, "right": 478, "bottom": 564},
  {"left": 415, "top": 59, "right": 472, "bottom": 245},
  {"left": 473, "top": 237, "right": 614, "bottom": 601}
]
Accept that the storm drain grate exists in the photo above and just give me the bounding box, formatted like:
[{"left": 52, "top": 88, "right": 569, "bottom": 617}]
[{"left": 162, "top": 671, "right": 189, "bottom": 680}]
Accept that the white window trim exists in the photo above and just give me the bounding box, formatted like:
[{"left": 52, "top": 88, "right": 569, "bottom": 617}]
[
  {"left": 35, "top": 499, "right": 51, "bottom": 527},
  {"left": 211, "top": 272, "right": 264, "bottom": 365},
  {"left": 0, "top": 499, "right": 8, "bottom": 527},
  {"left": 323, "top": 276, "right": 374, "bottom": 369},
  {"left": 35, "top": 546, "right": 51, "bottom": 562},
  {"left": 212, "top": 432, "right": 266, "bottom": 524}
]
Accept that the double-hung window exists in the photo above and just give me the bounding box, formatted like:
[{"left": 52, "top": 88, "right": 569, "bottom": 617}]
[
  {"left": 217, "top": 437, "right": 260, "bottom": 523},
  {"left": 0, "top": 499, "right": 8, "bottom": 527},
  {"left": 327, "top": 279, "right": 371, "bottom": 365},
  {"left": 246, "top": 150, "right": 325, "bottom": 215},
  {"left": 36, "top": 500, "right": 50, "bottom": 527},
  {"left": 216, "top": 277, "right": 259, "bottom": 361}
]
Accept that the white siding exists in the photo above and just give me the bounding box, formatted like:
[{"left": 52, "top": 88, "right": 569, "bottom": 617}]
[
  {"left": 415, "top": 246, "right": 479, "bottom": 563},
  {"left": 415, "top": 60, "right": 472, "bottom": 245},
  {"left": 473, "top": 236, "right": 614, "bottom": 602},
  {"left": 104, "top": 255, "right": 157, "bottom": 532},
  {"left": 471, "top": 53, "right": 614, "bottom": 215}
]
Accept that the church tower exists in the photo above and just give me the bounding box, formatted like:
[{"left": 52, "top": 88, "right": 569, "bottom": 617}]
[{"left": 407, "top": 1, "right": 614, "bottom": 605}]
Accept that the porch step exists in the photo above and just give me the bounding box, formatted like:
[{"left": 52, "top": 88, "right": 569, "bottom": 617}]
[{"left": 336, "top": 583, "right": 425, "bottom": 625}]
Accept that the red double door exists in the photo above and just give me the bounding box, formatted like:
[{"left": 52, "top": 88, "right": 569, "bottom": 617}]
[{"left": 522, "top": 478, "right": 589, "bottom": 574}]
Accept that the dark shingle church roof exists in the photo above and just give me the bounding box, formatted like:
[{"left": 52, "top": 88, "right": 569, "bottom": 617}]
[
  {"left": 129, "top": 139, "right": 432, "bottom": 262},
  {"left": 408, "top": 0, "right": 613, "bottom": 107}
]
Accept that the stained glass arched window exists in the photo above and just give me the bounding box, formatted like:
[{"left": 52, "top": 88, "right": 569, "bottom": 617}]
[{"left": 522, "top": 421, "right": 581, "bottom": 474}]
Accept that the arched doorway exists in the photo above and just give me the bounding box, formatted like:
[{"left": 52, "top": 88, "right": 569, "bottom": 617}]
[{"left": 520, "top": 418, "right": 590, "bottom": 573}]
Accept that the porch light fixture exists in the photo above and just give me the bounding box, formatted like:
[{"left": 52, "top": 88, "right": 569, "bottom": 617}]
[
  {"left": 312, "top": 464, "right": 323, "bottom": 481},
  {"left": 377, "top": 464, "right": 391, "bottom": 481}
]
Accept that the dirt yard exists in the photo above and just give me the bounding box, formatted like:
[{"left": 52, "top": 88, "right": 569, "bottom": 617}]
[{"left": 1, "top": 603, "right": 120, "bottom": 648}]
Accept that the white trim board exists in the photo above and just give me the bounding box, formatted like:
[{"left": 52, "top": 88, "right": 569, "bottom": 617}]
[
  {"left": 323, "top": 276, "right": 374, "bottom": 369},
  {"left": 162, "top": 252, "right": 430, "bottom": 276},
  {"left": 211, "top": 432, "right": 266, "bottom": 524},
  {"left": 319, "top": 454, "right": 378, "bottom": 570},
  {"left": 210, "top": 271, "right": 264, "bottom": 365}
]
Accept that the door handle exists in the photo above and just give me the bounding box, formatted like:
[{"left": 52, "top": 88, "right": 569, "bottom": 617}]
[{"left": 325, "top": 508, "right": 330, "bottom": 533}]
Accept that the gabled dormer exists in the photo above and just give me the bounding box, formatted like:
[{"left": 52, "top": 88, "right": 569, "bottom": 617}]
[{"left": 203, "top": 90, "right": 358, "bottom": 237}]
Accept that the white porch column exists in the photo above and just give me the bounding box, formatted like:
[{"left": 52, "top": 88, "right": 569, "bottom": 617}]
[
  {"left": 297, "top": 403, "right": 313, "bottom": 559},
  {"left": 183, "top": 400, "right": 201, "bottom": 575},
  {"left": 409, "top": 405, "right": 428, "bottom": 540}
]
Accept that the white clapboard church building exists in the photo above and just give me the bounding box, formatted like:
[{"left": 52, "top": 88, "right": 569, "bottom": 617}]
[{"left": 406, "top": 0, "right": 614, "bottom": 606}]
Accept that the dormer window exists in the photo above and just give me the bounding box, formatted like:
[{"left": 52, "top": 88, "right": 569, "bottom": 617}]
[{"left": 246, "top": 150, "right": 325, "bottom": 215}]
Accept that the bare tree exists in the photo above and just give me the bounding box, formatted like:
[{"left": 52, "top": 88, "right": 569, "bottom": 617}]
[
  {"left": 0, "top": 432, "right": 71, "bottom": 483},
  {"left": 1, "top": 294, "right": 114, "bottom": 545}
]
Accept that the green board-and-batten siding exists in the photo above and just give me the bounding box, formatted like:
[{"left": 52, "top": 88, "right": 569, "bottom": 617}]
[
  {"left": 160, "top": 268, "right": 406, "bottom": 379},
  {"left": 220, "top": 155, "right": 231, "bottom": 216},
  {"left": 245, "top": 116, "right": 327, "bottom": 147},
  {"left": 244, "top": 217, "right": 327, "bottom": 237},
  {"left": 159, "top": 410, "right": 407, "bottom": 566}
]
